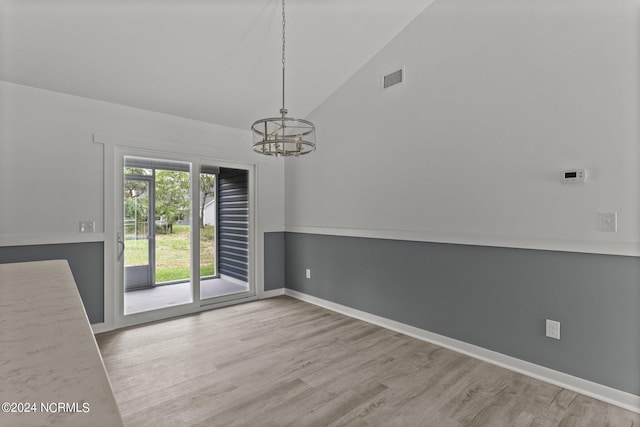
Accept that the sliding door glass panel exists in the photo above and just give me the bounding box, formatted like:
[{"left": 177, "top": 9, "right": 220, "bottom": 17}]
[
  {"left": 154, "top": 168, "right": 192, "bottom": 285},
  {"left": 123, "top": 157, "right": 193, "bottom": 315},
  {"left": 201, "top": 168, "right": 250, "bottom": 301}
]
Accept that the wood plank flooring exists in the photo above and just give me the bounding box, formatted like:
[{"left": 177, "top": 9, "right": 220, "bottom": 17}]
[{"left": 96, "top": 296, "right": 639, "bottom": 426}]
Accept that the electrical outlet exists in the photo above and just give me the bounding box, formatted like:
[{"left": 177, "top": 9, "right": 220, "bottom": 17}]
[
  {"left": 546, "top": 319, "right": 560, "bottom": 340},
  {"left": 305, "top": 269, "right": 311, "bottom": 279},
  {"left": 79, "top": 221, "right": 95, "bottom": 233}
]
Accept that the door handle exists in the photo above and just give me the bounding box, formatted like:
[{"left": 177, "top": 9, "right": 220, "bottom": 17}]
[{"left": 117, "top": 232, "right": 125, "bottom": 261}]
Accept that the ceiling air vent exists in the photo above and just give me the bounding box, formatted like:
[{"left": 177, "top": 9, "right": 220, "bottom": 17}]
[{"left": 382, "top": 67, "right": 404, "bottom": 90}]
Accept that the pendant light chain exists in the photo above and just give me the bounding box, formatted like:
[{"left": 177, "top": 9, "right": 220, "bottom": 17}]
[
  {"left": 282, "top": 0, "right": 286, "bottom": 70},
  {"left": 281, "top": 0, "right": 287, "bottom": 116}
]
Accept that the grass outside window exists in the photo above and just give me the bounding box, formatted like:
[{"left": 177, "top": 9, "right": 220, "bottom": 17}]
[{"left": 125, "top": 225, "right": 215, "bottom": 283}]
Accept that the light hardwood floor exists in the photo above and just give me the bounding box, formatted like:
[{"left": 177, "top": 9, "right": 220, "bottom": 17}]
[{"left": 96, "top": 296, "right": 639, "bottom": 426}]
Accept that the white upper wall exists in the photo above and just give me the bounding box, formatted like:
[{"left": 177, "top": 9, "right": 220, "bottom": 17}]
[
  {"left": 0, "top": 81, "right": 285, "bottom": 241},
  {"left": 285, "top": 0, "right": 640, "bottom": 256}
]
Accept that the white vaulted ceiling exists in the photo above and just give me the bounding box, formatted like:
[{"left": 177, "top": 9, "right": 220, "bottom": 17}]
[{"left": 0, "top": 0, "right": 435, "bottom": 130}]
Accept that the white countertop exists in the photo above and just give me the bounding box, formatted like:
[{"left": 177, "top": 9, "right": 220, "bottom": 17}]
[{"left": 0, "top": 260, "right": 123, "bottom": 427}]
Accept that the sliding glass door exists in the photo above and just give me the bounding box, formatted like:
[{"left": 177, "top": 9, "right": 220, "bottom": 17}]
[{"left": 118, "top": 153, "right": 253, "bottom": 323}]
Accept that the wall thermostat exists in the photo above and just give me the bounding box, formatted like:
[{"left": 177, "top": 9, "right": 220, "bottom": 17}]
[{"left": 562, "top": 169, "right": 586, "bottom": 183}]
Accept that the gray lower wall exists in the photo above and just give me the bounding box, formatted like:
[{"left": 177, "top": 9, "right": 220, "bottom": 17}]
[
  {"left": 264, "top": 232, "right": 285, "bottom": 291},
  {"left": 284, "top": 232, "right": 640, "bottom": 396},
  {"left": 0, "top": 242, "right": 104, "bottom": 324}
]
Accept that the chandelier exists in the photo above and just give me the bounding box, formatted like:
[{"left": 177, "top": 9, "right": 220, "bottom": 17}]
[{"left": 251, "top": 0, "right": 316, "bottom": 157}]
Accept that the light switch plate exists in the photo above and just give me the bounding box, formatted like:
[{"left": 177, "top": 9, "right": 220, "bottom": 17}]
[
  {"left": 599, "top": 212, "right": 617, "bottom": 232},
  {"left": 80, "top": 221, "right": 95, "bottom": 233}
]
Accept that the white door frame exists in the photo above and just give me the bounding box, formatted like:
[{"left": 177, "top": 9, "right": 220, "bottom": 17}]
[{"left": 111, "top": 145, "right": 257, "bottom": 329}]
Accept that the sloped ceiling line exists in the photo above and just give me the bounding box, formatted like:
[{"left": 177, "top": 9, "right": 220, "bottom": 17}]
[{"left": 0, "top": 0, "right": 436, "bottom": 130}]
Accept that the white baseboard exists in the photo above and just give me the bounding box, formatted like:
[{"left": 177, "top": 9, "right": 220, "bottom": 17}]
[
  {"left": 285, "top": 289, "right": 640, "bottom": 414},
  {"left": 91, "top": 322, "right": 113, "bottom": 334},
  {"left": 260, "top": 288, "right": 285, "bottom": 299}
]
